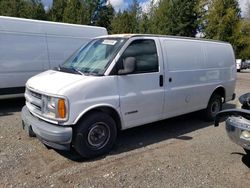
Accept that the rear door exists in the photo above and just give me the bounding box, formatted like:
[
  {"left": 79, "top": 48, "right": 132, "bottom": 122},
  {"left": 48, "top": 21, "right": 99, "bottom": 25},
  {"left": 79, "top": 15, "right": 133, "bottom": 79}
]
[{"left": 117, "top": 38, "right": 165, "bottom": 129}]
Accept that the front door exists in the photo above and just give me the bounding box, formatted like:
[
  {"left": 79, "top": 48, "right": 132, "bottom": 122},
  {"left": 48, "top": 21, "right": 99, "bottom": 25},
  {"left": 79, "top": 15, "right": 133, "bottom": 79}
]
[{"left": 117, "top": 38, "right": 165, "bottom": 129}]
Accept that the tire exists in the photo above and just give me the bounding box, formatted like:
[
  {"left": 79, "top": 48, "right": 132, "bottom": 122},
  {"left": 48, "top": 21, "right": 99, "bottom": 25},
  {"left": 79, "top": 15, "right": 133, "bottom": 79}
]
[
  {"left": 73, "top": 112, "right": 117, "bottom": 159},
  {"left": 244, "top": 148, "right": 250, "bottom": 155},
  {"left": 204, "top": 94, "right": 222, "bottom": 121}
]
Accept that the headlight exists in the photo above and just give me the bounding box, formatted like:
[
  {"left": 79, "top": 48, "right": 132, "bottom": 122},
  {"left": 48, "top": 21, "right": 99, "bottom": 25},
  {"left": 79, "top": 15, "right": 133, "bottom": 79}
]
[{"left": 42, "top": 95, "right": 68, "bottom": 121}]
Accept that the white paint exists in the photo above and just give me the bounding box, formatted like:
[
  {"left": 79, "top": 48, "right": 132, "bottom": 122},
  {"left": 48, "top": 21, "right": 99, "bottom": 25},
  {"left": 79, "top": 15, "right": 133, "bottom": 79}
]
[
  {"left": 24, "top": 34, "right": 236, "bottom": 130},
  {"left": 0, "top": 16, "right": 107, "bottom": 97}
]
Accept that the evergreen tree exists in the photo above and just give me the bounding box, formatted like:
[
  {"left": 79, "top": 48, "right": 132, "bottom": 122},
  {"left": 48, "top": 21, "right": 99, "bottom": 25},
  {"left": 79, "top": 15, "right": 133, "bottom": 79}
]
[
  {"left": 111, "top": 11, "right": 133, "bottom": 33},
  {"left": 139, "top": 13, "right": 150, "bottom": 34},
  {"left": 236, "top": 2, "right": 250, "bottom": 59},
  {"left": 33, "top": 1, "right": 47, "bottom": 20},
  {"left": 152, "top": 0, "right": 198, "bottom": 36},
  {"left": 111, "top": 0, "right": 141, "bottom": 34},
  {"left": 49, "top": 0, "right": 67, "bottom": 22},
  {"left": 0, "top": 0, "right": 46, "bottom": 20},
  {"left": 204, "top": 0, "right": 241, "bottom": 42},
  {"left": 128, "top": 0, "right": 141, "bottom": 33},
  {"left": 0, "top": 0, "right": 18, "bottom": 16},
  {"left": 236, "top": 20, "right": 250, "bottom": 59},
  {"left": 96, "top": 3, "right": 114, "bottom": 33},
  {"left": 63, "top": 0, "right": 82, "bottom": 24}
]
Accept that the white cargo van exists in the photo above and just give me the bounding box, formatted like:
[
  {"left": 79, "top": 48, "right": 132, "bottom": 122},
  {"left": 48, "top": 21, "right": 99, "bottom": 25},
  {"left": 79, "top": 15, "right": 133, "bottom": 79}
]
[
  {"left": 21, "top": 34, "right": 236, "bottom": 158},
  {"left": 0, "top": 16, "right": 107, "bottom": 99}
]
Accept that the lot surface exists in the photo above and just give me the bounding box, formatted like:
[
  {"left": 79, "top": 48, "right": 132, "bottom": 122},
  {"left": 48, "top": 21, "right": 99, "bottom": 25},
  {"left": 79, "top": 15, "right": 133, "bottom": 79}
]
[{"left": 1, "top": 70, "right": 250, "bottom": 188}]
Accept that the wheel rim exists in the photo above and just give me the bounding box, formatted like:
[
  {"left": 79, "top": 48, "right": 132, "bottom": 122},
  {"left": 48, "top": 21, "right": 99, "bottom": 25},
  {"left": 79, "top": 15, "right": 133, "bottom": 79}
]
[
  {"left": 211, "top": 100, "right": 220, "bottom": 116},
  {"left": 87, "top": 122, "right": 110, "bottom": 149}
]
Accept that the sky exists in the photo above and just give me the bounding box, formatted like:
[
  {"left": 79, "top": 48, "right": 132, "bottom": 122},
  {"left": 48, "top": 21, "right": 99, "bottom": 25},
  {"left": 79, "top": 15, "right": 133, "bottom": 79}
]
[{"left": 41, "top": 0, "right": 249, "bottom": 15}]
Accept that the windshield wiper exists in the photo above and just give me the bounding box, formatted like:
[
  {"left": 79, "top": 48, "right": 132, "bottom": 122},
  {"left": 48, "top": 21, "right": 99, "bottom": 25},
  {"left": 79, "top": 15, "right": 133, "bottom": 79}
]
[
  {"left": 71, "top": 67, "right": 84, "bottom": 75},
  {"left": 57, "top": 65, "right": 84, "bottom": 75}
]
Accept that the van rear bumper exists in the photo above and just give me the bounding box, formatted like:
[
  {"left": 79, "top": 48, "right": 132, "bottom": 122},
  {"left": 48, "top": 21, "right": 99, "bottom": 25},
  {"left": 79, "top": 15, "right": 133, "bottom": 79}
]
[{"left": 21, "top": 106, "right": 72, "bottom": 150}]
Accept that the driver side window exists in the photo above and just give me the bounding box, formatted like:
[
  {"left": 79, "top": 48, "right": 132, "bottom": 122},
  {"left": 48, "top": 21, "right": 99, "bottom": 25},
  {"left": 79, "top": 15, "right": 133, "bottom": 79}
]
[{"left": 118, "top": 39, "right": 159, "bottom": 74}]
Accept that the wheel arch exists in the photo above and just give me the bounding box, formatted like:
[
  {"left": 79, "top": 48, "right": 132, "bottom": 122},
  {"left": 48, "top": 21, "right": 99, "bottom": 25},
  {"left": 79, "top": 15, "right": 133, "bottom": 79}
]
[
  {"left": 208, "top": 86, "right": 226, "bottom": 104},
  {"left": 73, "top": 105, "right": 123, "bottom": 130}
]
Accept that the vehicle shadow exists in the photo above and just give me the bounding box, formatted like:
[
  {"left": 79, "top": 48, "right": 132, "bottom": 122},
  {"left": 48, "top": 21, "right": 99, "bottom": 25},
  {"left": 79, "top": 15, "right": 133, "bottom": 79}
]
[
  {"left": 0, "top": 98, "right": 25, "bottom": 117},
  {"left": 1, "top": 98, "right": 236, "bottom": 162},
  {"left": 57, "top": 103, "right": 237, "bottom": 162},
  {"left": 242, "top": 154, "right": 250, "bottom": 168},
  {"left": 56, "top": 111, "right": 208, "bottom": 162},
  {"left": 231, "top": 152, "right": 250, "bottom": 168}
]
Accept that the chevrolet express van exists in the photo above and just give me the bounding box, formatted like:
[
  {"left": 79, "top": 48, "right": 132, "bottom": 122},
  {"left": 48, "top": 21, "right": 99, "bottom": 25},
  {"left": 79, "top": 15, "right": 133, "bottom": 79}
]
[
  {"left": 22, "top": 34, "right": 236, "bottom": 158},
  {"left": 0, "top": 16, "right": 107, "bottom": 99}
]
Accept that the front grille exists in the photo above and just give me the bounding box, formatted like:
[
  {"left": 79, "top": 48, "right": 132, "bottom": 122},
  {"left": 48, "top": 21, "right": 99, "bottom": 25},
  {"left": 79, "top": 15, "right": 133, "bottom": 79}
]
[
  {"left": 25, "top": 88, "right": 43, "bottom": 116},
  {"left": 29, "top": 90, "right": 42, "bottom": 99}
]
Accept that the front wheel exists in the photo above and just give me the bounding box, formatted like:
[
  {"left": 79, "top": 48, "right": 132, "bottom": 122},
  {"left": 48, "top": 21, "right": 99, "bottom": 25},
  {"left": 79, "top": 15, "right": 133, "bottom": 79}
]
[
  {"left": 204, "top": 94, "right": 222, "bottom": 121},
  {"left": 73, "top": 112, "right": 117, "bottom": 159}
]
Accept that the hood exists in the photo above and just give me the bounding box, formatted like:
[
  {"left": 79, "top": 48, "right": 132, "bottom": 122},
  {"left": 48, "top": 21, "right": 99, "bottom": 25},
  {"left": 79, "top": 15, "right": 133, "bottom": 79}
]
[{"left": 26, "top": 70, "right": 84, "bottom": 94}]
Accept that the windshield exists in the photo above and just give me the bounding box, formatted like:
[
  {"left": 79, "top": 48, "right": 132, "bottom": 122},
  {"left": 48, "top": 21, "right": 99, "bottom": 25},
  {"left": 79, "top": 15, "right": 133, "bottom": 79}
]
[{"left": 60, "top": 38, "right": 127, "bottom": 75}]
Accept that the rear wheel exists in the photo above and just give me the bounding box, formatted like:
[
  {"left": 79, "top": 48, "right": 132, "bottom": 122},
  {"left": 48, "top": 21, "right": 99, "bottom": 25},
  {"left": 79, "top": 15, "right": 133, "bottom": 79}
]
[
  {"left": 73, "top": 112, "right": 117, "bottom": 159},
  {"left": 204, "top": 94, "right": 222, "bottom": 121}
]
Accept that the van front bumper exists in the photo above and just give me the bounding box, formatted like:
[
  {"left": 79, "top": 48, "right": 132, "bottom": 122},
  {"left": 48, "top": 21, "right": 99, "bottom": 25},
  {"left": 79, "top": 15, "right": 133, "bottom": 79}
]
[
  {"left": 225, "top": 116, "right": 250, "bottom": 150},
  {"left": 21, "top": 106, "right": 72, "bottom": 150}
]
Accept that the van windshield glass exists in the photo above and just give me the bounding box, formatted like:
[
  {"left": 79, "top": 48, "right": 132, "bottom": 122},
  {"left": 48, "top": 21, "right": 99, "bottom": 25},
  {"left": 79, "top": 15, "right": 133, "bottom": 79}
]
[{"left": 60, "top": 38, "right": 127, "bottom": 75}]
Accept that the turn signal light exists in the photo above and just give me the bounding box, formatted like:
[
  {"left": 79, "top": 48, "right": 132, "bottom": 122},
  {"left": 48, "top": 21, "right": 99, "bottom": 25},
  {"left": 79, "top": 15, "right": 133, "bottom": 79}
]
[{"left": 58, "top": 99, "right": 66, "bottom": 119}]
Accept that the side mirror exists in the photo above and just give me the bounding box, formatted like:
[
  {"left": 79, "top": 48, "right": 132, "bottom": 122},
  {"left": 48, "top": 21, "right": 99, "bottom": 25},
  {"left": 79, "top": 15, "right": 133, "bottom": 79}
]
[{"left": 118, "top": 57, "right": 136, "bottom": 75}]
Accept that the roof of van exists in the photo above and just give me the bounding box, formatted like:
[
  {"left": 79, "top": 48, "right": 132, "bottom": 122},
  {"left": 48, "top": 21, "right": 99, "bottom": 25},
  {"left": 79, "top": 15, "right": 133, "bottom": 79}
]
[
  {"left": 0, "top": 16, "right": 107, "bottom": 37},
  {"left": 99, "top": 34, "right": 230, "bottom": 45}
]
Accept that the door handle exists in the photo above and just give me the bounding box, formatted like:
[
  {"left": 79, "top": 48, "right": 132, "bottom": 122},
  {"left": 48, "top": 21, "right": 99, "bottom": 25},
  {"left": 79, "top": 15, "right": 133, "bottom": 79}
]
[{"left": 159, "top": 75, "right": 163, "bottom": 87}]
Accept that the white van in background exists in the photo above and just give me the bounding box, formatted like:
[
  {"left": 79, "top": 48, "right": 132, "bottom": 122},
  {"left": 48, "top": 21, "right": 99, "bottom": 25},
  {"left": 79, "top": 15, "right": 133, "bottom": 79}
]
[
  {"left": 236, "top": 59, "right": 248, "bottom": 72},
  {"left": 22, "top": 34, "right": 236, "bottom": 158},
  {"left": 0, "top": 16, "right": 107, "bottom": 99}
]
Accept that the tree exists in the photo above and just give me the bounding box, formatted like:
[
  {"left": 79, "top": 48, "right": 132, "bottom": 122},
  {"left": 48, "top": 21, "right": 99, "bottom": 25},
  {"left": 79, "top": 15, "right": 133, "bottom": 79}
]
[
  {"left": 33, "top": 1, "right": 47, "bottom": 20},
  {"left": 152, "top": 0, "right": 199, "bottom": 36},
  {"left": 0, "top": 0, "right": 18, "bottom": 16},
  {"left": 95, "top": 3, "right": 114, "bottom": 33},
  {"left": 139, "top": 13, "right": 150, "bottom": 34},
  {"left": 48, "top": 0, "right": 67, "bottom": 22},
  {"left": 111, "top": 0, "right": 141, "bottom": 34},
  {"left": 204, "top": 0, "right": 240, "bottom": 42},
  {"left": 111, "top": 11, "right": 133, "bottom": 33},
  {"left": 63, "top": 0, "right": 82, "bottom": 24},
  {"left": 237, "top": 20, "right": 250, "bottom": 59},
  {"left": 128, "top": 0, "right": 141, "bottom": 33},
  {"left": 236, "top": 2, "right": 250, "bottom": 59}
]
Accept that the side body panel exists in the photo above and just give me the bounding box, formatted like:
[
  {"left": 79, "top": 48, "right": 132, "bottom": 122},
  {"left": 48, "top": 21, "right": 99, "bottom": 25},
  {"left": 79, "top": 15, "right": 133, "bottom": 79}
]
[
  {"left": 0, "top": 16, "right": 107, "bottom": 97},
  {"left": 160, "top": 38, "right": 236, "bottom": 119}
]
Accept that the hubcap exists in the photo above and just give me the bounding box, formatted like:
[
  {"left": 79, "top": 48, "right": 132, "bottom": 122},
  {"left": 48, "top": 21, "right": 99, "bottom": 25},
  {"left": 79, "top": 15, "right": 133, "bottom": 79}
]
[{"left": 87, "top": 122, "right": 110, "bottom": 149}]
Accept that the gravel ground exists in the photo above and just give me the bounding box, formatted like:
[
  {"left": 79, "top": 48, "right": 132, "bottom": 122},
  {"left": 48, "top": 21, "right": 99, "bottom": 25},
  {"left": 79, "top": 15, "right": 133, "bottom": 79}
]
[{"left": 0, "top": 70, "right": 250, "bottom": 188}]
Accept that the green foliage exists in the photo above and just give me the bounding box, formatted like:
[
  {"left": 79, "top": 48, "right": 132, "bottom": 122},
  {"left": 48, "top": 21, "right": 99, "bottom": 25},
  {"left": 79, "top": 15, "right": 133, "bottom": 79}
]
[
  {"left": 111, "top": 0, "right": 141, "bottom": 34},
  {"left": 237, "top": 20, "right": 250, "bottom": 59},
  {"left": 95, "top": 3, "right": 114, "bottom": 33},
  {"left": 63, "top": 0, "right": 82, "bottom": 24},
  {"left": 151, "top": 0, "right": 199, "bottom": 36},
  {"left": 0, "top": 0, "right": 250, "bottom": 58},
  {"left": 204, "top": 0, "right": 244, "bottom": 57},
  {"left": 48, "top": 0, "right": 67, "bottom": 22},
  {"left": 205, "top": 0, "right": 240, "bottom": 42},
  {"left": 0, "top": 0, "right": 46, "bottom": 20}
]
